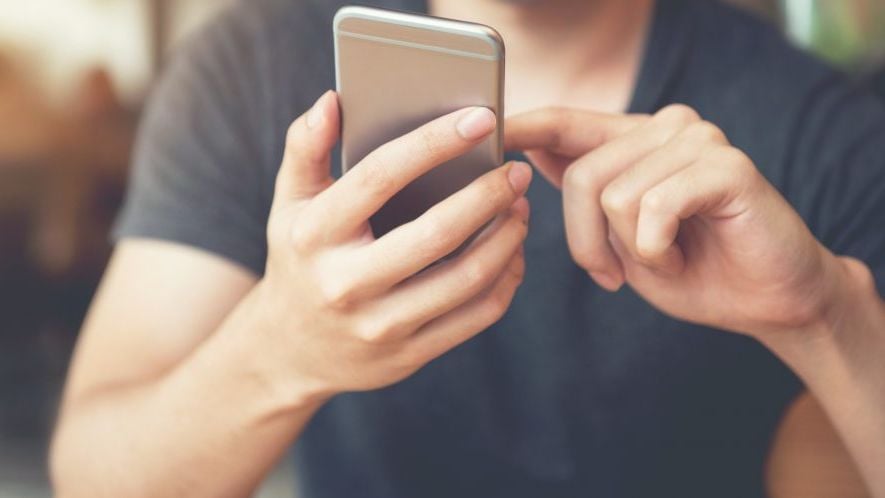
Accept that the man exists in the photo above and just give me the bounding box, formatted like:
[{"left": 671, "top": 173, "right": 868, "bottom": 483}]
[{"left": 51, "top": 0, "right": 885, "bottom": 497}]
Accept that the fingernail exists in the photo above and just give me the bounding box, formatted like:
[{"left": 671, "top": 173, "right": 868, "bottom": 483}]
[
  {"left": 456, "top": 107, "right": 496, "bottom": 140},
  {"left": 507, "top": 162, "right": 532, "bottom": 194},
  {"left": 307, "top": 92, "right": 329, "bottom": 129},
  {"left": 589, "top": 271, "right": 623, "bottom": 291}
]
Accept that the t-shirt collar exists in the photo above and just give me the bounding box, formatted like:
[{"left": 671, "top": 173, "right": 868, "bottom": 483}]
[
  {"left": 628, "top": 0, "right": 694, "bottom": 114},
  {"left": 399, "top": 0, "right": 692, "bottom": 115}
]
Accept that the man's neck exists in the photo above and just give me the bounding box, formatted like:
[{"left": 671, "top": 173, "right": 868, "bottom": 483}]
[{"left": 428, "top": 0, "right": 654, "bottom": 114}]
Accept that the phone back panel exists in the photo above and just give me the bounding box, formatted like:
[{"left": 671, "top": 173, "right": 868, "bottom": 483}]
[{"left": 334, "top": 6, "right": 504, "bottom": 237}]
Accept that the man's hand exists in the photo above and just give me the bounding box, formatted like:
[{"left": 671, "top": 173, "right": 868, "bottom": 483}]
[
  {"left": 50, "top": 91, "right": 531, "bottom": 498},
  {"left": 507, "top": 104, "right": 885, "bottom": 497},
  {"left": 506, "top": 104, "right": 858, "bottom": 338},
  {"left": 259, "top": 91, "right": 531, "bottom": 401}
]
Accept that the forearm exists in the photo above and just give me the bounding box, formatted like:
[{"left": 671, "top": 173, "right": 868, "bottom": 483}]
[
  {"left": 762, "top": 256, "right": 885, "bottom": 498},
  {"left": 51, "top": 284, "right": 327, "bottom": 498}
]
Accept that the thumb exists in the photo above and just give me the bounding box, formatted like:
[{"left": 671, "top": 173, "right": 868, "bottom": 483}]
[{"left": 273, "top": 90, "right": 340, "bottom": 204}]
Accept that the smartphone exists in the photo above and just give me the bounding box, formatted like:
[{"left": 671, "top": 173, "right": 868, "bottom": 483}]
[{"left": 334, "top": 5, "right": 505, "bottom": 239}]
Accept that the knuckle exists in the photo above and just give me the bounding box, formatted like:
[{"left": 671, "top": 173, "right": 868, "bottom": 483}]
[
  {"left": 418, "top": 217, "right": 454, "bottom": 254},
  {"left": 567, "top": 238, "right": 610, "bottom": 273},
  {"left": 572, "top": 250, "right": 606, "bottom": 274},
  {"left": 352, "top": 321, "right": 384, "bottom": 344},
  {"left": 383, "top": 315, "right": 412, "bottom": 340},
  {"left": 639, "top": 189, "right": 667, "bottom": 214},
  {"left": 627, "top": 242, "right": 654, "bottom": 265},
  {"left": 634, "top": 240, "right": 662, "bottom": 262},
  {"left": 546, "top": 107, "right": 573, "bottom": 130},
  {"left": 669, "top": 136, "right": 704, "bottom": 159},
  {"left": 356, "top": 156, "right": 395, "bottom": 194},
  {"left": 319, "top": 277, "right": 358, "bottom": 310},
  {"left": 289, "top": 221, "right": 320, "bottom": 253},
  {"left": 267, "top": 207, "right": 317, "bottom": 254},
  {"left": 480, "top": 291, "right": 510, "bottom": 324},
  {"left": 561, "top": 165, "right": 582, "bottom": 189},
  {"left": 717, "top": 147, "right": 756, "bottom": 180},
  {"left": 491, "top": 290, "right": 512, "bottom": 315},
  {"left": 844, "top": 258, "right": 876, "bottom": 294},
  {"left": 460, "top": 258, "right": 493, "bottom": 292},
  {"left": 600, "top": 185, "right": 633, "bottom": 214},
  {"left": 354, "top": 317, "right": 405, "bottom": 344},
  {"left": 634, "top": 244, "right": 654, "bottom": 262},
  {"left": 655, "top": 104, "right": 701, "bottom": 126},
  {"left": 687, "top": 120, "right": 727, "bottom": 144},
  {"left": 563, "top": 162, "right": 600, "bottom": 192}
]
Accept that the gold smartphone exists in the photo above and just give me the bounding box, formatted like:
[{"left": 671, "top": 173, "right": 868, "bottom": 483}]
[{"left": 334, "top": 5, "right": 505, "bottom": 238}]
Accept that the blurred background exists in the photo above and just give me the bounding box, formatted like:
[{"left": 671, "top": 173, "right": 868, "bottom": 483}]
[{"left": 0, "top": 0, "right": 883, "bottom": 496}]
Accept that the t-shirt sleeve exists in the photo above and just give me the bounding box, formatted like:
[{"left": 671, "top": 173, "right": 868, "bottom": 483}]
[
  {"left": 113, "top": 11, "right": 269, "bottom": 275},
  {"left": 788, "top": 86, "right": 885, "bottom": 296}
]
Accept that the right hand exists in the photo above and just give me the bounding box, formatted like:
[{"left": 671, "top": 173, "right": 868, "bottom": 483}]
[{"left": 255, "top": 91, "right": 531, "bottom": 401}]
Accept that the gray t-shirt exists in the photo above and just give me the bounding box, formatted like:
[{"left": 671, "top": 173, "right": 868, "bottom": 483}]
[{"left": 115, "top": 0, "right": 885, "bottom": 496}]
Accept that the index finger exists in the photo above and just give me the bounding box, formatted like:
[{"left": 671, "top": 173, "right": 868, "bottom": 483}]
[
  {"left": 504, "top": 107, "right": 645, "bottom": 156},
  {"left": 307, "top": 106, "right": 497, "bottom": 240}
]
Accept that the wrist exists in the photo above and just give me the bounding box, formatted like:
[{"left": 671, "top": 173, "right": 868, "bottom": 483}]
[
  {"left": 226, "top": 280, "right": 336, "bottom": 418},
  {"left": 759, "top": 252, "right": 877, "bottom": 379}
]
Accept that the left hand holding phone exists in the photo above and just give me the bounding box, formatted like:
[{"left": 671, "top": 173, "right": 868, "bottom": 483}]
[{"left": 257, "top": 90, "right": 532, "bottom": 400}]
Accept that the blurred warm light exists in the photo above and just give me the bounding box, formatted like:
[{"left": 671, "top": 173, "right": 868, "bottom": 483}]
[
  {"left": 781, "top": 0, "right": 885, "bottom": 68},
  {"left": 0, "top": 0, "right": 230, "bottom": 105},
  {"left": 0, "top": 0, "right": 150, "bottom": 104}
]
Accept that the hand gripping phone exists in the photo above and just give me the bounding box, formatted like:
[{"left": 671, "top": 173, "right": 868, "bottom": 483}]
[{"left": 334, "top": 5, "right": 505, "bottom": 238}]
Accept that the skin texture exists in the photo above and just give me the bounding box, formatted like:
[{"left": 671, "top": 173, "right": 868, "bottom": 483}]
[
  {"left": 52, "top": 93, "right": 531, "bottom": 498},
  {"left": 51, "top": 1, "right": 885, "bottom": 497},
  {"left": 430, "top": 0, "right": 652, "bottom": 114},
  {"left": 505, "top": 105, "right": 885, "bottom": 496},
  {"left": 258, "top": 95, "right": 532, "bottom": 394},
  {"left": 506, "top": 105, "right": 833, "bottom": 334}
]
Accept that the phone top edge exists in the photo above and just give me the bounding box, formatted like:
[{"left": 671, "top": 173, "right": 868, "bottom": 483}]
[{"left": 334, "top": 5, "right": 504, "bottom": 60}]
